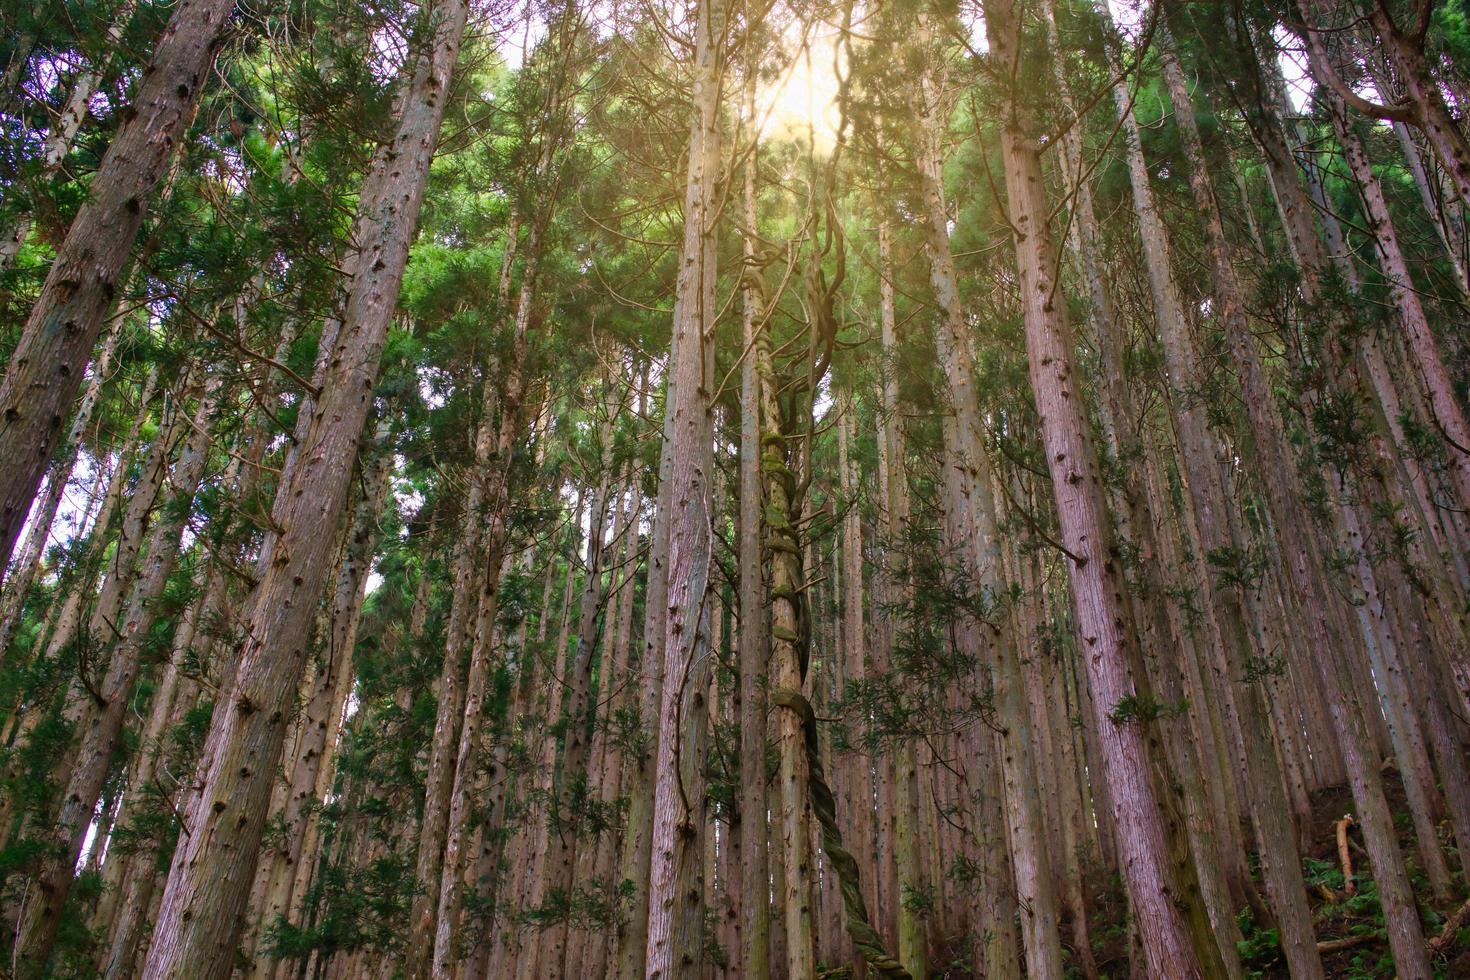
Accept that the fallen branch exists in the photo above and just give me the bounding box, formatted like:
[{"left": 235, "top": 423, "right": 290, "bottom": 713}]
[
  {"left": 1335, "top": 814, "right": 1356, "bottom": 895},
  {"left": 1317, "top": 931, "right": 1383, "bottom": 953},
  {"left": 1311, "top": 895, "right": 1470, "bottom": 957},
  {"left": 1429, "top": 896, "right": 1470, "bottom": 954}
]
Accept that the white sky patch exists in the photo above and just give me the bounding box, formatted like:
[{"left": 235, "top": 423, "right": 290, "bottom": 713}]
[
  {"left": 1103, "top": 3, "right": 1325, "bottom": 116},
  {"left": 1274, "top": 25, "right": 1316, "bottom": 112},
  {"left": 368, "top": 22, "right": 411, "bottom": 83},
  {"left": 812, "top": 376, "right": 833, "bottom": 424},
  {"left": 10, "top": 445, "right": 105, "bottom": 579},
  {"left": 419, "top": 370, "right": 447, "bottom": 410},
  {"left": 1107, "top": 0, "right": 1147, "bottom": 34},
  {"left": 755, "top": 10, "right": 846, "bottom": 155},
  {"left": 965, "top": 3, "right": 989, "bottom": 53},
  {"left": 498, "top": 3, "right": 549, "bottom": 72},
  {"left": 392, "top": 460, "right": 420, "bottom": 542}
]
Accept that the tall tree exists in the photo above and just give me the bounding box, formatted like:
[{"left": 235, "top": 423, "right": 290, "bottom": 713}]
[
  {"left": 0, "top": 0, "right": 235, "bottom": 573},
  {"left": 641, "top": 0, "right": 724, "bottom": 976},
  {"left": 138, "top": 4, "right": 469, "bottom": 975}
]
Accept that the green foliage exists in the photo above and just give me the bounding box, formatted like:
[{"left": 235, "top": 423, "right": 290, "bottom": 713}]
[
  {"left": 1205, "top": 544, "right": 1267, "bottom": 590},
  {"left": 1108, "top": 693, "right": 1188, "bottom": 726},
  {"left": 522, "top": 876, "right": 634, "bottom": 932},
  {"left": 264, "top": 854, "right": 417, "bottom": 963},
  {"left": 901, "top": 883, "right": 935, "bottom": 916}
]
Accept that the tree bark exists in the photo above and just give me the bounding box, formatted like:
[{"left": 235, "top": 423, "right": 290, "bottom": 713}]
[
  {"left": 642, "top": 0, "right": 722, "bottom": 973},
  {"left": 0, "top": 0, "right": 235, "bottom": 574},
  {"left": 757, "top": 300, "right": 816, "bottom": 980},
  {"left": 981, "top": 3, "right": 1223, "bottom": 975},
  {"left": 16, "top": 372, "right": 225, "bottom": 971},
  {"left": 249, "top": 422, "right": 392, "bottom": 978},
  {"left": 139, "top": 6, "right": 468, "bottom": 975},
  {"left": 836, "top": 392, "right": 870, "bottom": 980},
  {"left": 1159, "top": 44, "right": 1432, "bottom": 979},
  {"left": 0, "top": 320, "right": 123, "bottom": 654},
  {"left": 913, "top": 65, "right": 1064, "bottom": 977},
  {"left": 737, "top": 92, "right": 772, "bottom": 980},
  {"left": 1093, "top": 17, "right": 1324, "bottom": 974},
  {"left": 539, "top": 385, "right": 620, "bottom": 979}
]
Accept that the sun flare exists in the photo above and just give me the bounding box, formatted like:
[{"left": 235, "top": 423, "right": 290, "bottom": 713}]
[{"left": 756, "top": 25, "right": 845, "bottom": 154}]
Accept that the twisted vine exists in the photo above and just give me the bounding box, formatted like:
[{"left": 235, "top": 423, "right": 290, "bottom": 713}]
[{"left": 769, "top": 686, "right": 912, "bottom": 980}]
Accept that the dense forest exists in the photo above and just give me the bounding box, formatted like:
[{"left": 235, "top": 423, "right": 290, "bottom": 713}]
[{"left": 3, "top": 0, "right": 1470, "bottom": 977}]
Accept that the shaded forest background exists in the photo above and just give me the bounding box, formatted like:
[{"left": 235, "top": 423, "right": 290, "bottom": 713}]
[{"left": 2, "top": 0, "right": 1470, "bottom": 978}]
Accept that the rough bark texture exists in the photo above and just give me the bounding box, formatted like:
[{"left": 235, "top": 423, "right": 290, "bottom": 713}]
[
  {"left": 0, "top": 0, "right": 235, "bottom": 574},
  {"left": 16, "top": 374, "right": 224, "bottom": 971},
  {"left": 139, "top": 6, "right": 467, "bottom": 975},
  {"left": 251, "top": 424, "right": 392, "bottom": 977},
  {"left": 642, "top": 1, "right": 721, "bottom": 973},
  {"left": 914, "top": 63, "right": 1064, "bottom": 976},
  {"left": 1096, "top": 18, "right": 1324, "bottom": 975},
  {"left": 1159, "top": 45, "right": 1431, "bottom": 980},
  {"left": 981, "top": 3, "right": 1220, "bottom": 975},
  {"left": 738, "top": 94, "right": 772, "bottom": 980}
]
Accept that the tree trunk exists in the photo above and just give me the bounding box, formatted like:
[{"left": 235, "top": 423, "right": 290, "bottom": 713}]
[
  {"left": 981, "top": 3, "right": 1223, "bottom": 975},
  {"left": 1093, "top": 17, "right": 1324, "bottom": 973},
  {"left": 139, "top": 6, "right": 468, "bottom": 975},
  {"left": 16, "top": 372, "right": 225, "bottom": 971},
  {"left": 539, "top": 389, "right": 620, "bottom": 978},
  {"left": 429, "top": 247, "right": 541, "bottom": 980},
  {"left": 836, "top": 393, "right": 870, "bottom": 980},
  {"left": 250, "top": 423, "right": 392, "bottom": 978},
  {"left": 642, "top": 0, "right": 721, "bottom": 973},
  {"left": 0, "top": 319, "right": 123, "bottom": 653},
  {"left": 0, "top": 0, "right": 235, "bottom": 573},
  {"left": 737, "top": 96, "right": 772, "bottom": 980},
  {"left": 913, "top": 37, "right": 1063, "bottom": 975},
  {"left": 757, "top": 309, "right": 816, "bottom": 980},
  {"left": 1159, "top": 45, "right": 1431, "bottom": 980}
]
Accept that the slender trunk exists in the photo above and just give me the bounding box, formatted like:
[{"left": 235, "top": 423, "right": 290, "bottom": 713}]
[
  {"left": 251, "top": 426, "right": 392, "bottom": 978},
  {"left": 429, "top": 245, "right": 541, "bottom": 980},
  {"left": 981, "top": 3, "right": 1221, "bottom": 974},
  {"left": 514, "top": 490, "right": 583, "bottom": 980},
  {"left": 617, "top": 428, "right": 673, "bottom": 978},
  {"left": 406, "top": 451, "right": 487, "bottom": 976},
  {"left": 836, "top": 394, "right": 869, "bottom": 980},
  {"left": 90, "top": 549, "right": 213, "bottom": 951},
  {"left": 737, "top": 94, "right": 771, "bottom": 980},
  {"left": 0, "top": 0, "right": 235, "bottom": 572},
  {"left": 914, "top": 45, "right": 1062, "bottom": 976},
  {"left": 0, "top": 366, "right": 179, "bottom": 846},
  {"left": 1393, "top": 120, "right": 1470, "bottom": 294},
  {"left": 872, "top": 220, "right": 905, "bottom": 955},
  {"left": 16, "top": 374, "right": 224, "bottom": 970},
  {"left": 583, "top": 478, "right": 642, "bottom": 980},
  {"left": 1094, "top": 17, "right": 1324, "bottom": 973},
  {"left": 573, "top": 474, "right": 639, "bottom": 980},
  {"left": 642, "top": 0, "right": 722, "bottom": 972},
  {"left": 757, "top": 315, "right": 815, "bottom": 980},
  {"left": 540, "top": 400, "right": 619, "bottom": 978},
  {"left": 1160, "top": 45, "right": 1431, "bottom": 979},
  {"left": 1313, "top": 95, "right": 1470, "bottom": 527},
  {"left": 140, "top": 8, "right": 468, "bottom": 975},
  {"left": 0, "top": 321, "right": 123, "bottom": 653}
]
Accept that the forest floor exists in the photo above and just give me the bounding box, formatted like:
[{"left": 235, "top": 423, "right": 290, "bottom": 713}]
[
  {"left": 1088, "top": 770, "right": 1470, "bottom": 979},
  {"left": 827, "top": 769, "right": 1470, "bottom": 978}
]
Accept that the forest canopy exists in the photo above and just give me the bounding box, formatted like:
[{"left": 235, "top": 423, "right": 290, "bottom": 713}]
[{"left": 2, "top": 0, "right": 1470, "bottom": 978}]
